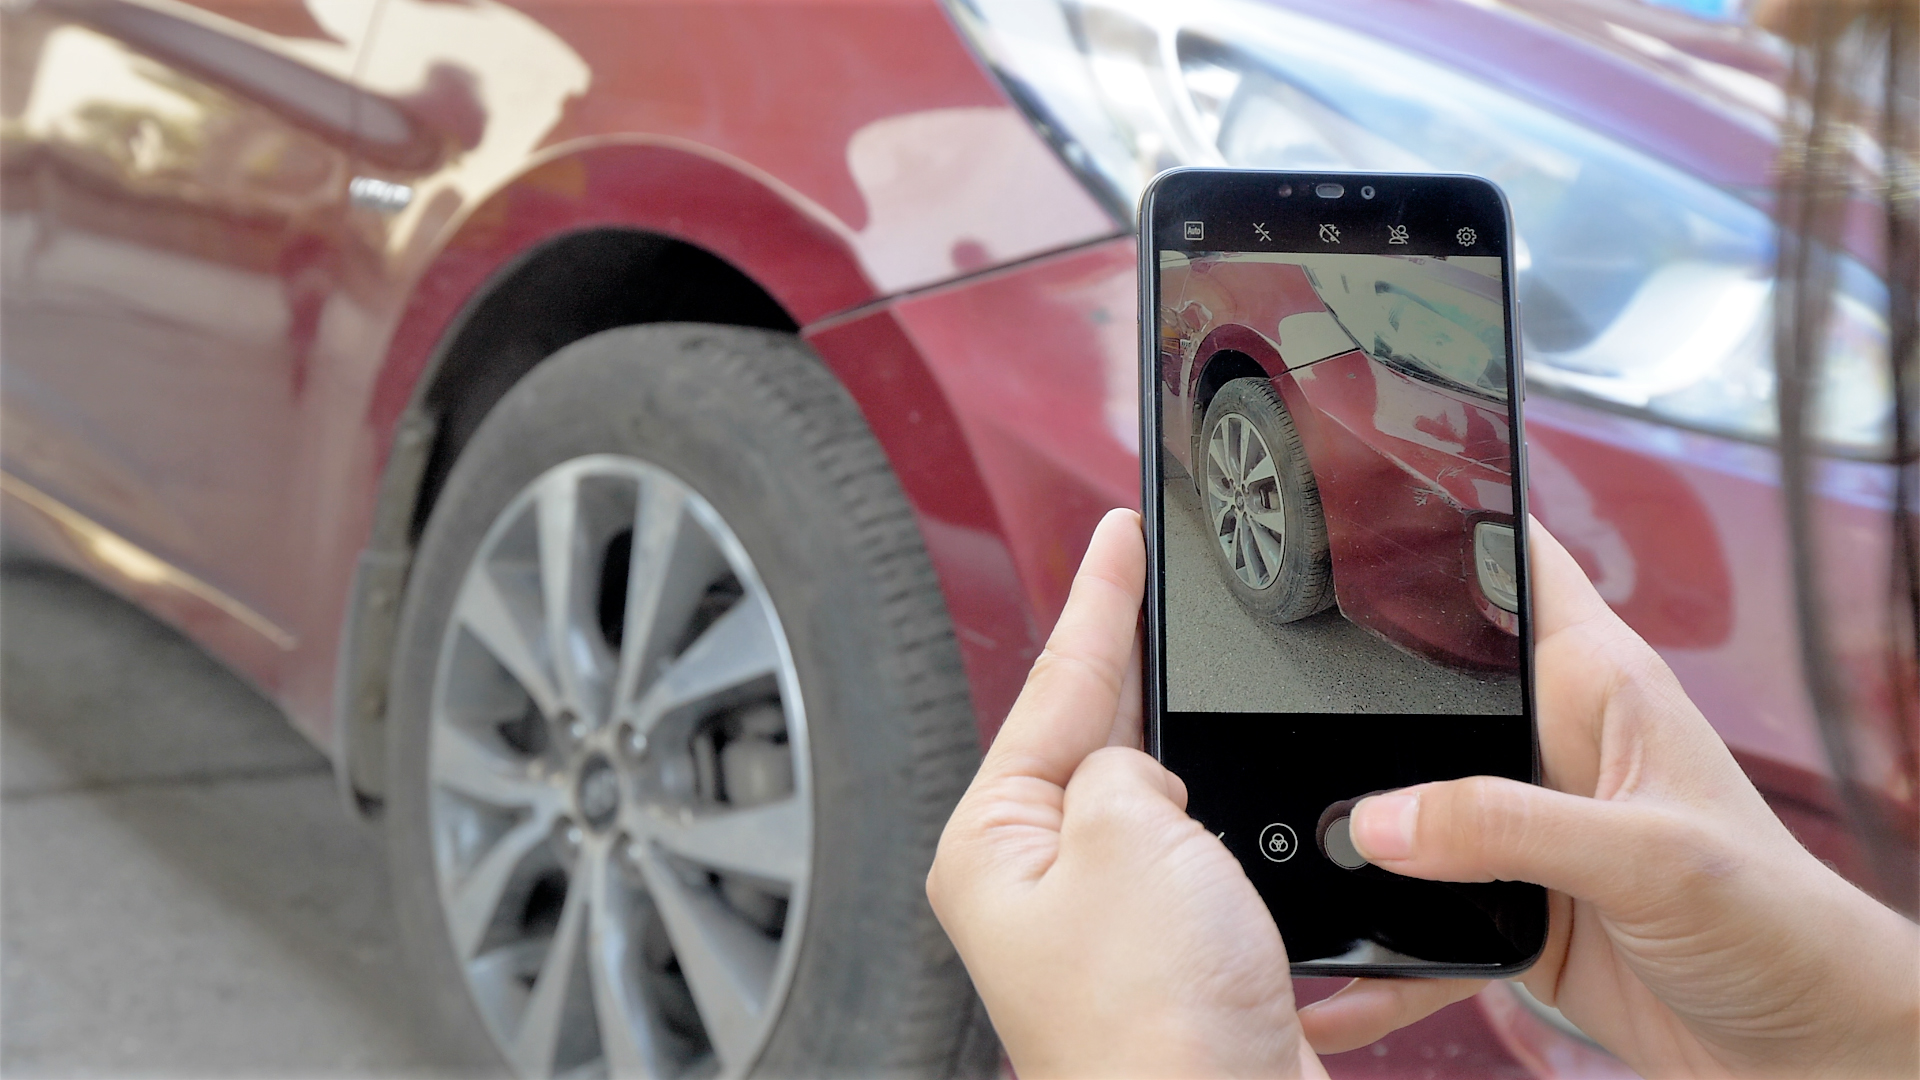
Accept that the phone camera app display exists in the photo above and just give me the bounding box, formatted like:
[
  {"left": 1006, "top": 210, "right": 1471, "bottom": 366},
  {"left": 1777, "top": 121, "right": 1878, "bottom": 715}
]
[{"left": 1156, "top": 249, "right": 1523, "bottom": 716}]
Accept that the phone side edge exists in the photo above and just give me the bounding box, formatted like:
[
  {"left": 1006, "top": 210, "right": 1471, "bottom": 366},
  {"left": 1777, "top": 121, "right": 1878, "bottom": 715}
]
[{"left": 1138, "top": 171, "right": 1177, "bottom": 762}]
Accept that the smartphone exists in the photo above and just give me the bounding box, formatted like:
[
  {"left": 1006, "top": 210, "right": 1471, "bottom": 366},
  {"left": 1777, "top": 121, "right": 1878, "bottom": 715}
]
[{"left": 1139, "top": 169, "right": 1546, "bottom": 977}]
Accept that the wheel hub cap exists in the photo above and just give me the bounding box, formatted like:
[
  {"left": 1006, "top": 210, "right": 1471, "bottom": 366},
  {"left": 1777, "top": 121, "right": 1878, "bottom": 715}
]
[{"left": 575, "top": 754, "right": 620, "bottom": 831}]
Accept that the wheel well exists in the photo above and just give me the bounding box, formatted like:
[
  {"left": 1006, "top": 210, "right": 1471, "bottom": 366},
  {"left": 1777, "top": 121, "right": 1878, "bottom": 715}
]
[
  {"left": 336, "top": 228, "right": 798, "bottom": 814},
  {"left": 1191, "top": 349, "right": 1268, "bottom": 431},
  {"left": 410, "top": 228, "right": 798, "bottom": 538}
]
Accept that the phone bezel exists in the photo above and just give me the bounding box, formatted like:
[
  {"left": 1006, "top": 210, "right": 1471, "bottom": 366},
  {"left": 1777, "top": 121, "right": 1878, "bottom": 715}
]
[{"left": 1138, "top": 167, "right": 1546, "bottom": 979}]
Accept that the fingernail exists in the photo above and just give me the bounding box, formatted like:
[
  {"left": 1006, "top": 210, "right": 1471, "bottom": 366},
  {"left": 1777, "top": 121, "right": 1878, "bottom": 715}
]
[{"left": 1351, "top": 792, "right": 1419, "bottom": 861}]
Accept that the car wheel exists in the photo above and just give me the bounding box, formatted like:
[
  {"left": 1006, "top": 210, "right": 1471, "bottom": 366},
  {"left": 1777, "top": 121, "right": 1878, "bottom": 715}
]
[
  {"left": 385, "top": 324, "right": 996, "bottom": 1078},
  {"left": 1196, "top": 376, "right": 1334, "bottom": 622}
]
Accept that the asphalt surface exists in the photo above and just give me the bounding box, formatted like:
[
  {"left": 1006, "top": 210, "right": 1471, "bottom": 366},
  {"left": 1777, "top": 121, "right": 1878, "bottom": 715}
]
[
  {"left": 1, "top": 563, "right": 451, "bottom": 1078},
  {"left": 1161, "top": 464, "right": 1522, "bottom": 714}
]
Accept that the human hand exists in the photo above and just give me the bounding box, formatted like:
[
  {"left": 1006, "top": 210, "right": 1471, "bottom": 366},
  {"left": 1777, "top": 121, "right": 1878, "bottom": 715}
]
[
  {"left": 1298, "top": 520, "right": 1920, "bottom": 1078},
  {"left": 927, "top": 509, "right": 1325, "bottom": 1079}
]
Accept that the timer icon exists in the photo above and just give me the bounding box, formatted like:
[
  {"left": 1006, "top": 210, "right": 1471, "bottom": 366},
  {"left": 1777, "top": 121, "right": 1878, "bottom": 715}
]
[{"left": 1456, "top": 226, "right": 1477, "bottom": 247}]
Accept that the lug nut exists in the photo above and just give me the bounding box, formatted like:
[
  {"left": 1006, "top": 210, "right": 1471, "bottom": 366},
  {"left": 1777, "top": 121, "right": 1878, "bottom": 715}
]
[{"left": 621, "top": 723, "right": 648, "bottom": 759}]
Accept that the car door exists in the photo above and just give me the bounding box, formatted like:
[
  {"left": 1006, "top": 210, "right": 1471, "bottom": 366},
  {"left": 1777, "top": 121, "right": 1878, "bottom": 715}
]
[{"left": 1, "top": 0, "right": 374, "bottom": 649}]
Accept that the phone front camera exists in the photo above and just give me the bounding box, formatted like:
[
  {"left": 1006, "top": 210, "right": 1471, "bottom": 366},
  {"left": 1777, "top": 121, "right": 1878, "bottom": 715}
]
[
  {"left": 1277, "top": 184, "right": 1293, "bottom": 197},
  {"left": 1360, "top": 185, "right": 1376, "bottom": 199}
]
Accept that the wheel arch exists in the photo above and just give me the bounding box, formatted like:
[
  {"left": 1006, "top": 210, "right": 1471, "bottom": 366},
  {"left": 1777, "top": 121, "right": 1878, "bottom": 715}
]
[
  {"left": 336, "top": 141, "right": 877, "bottom": 814},
  {"left": 1188, "top": 344, "right": 1271, "bottom": 473},
  {"left": 1191, "top": 346, "right": 1271, "bottom": 428}
]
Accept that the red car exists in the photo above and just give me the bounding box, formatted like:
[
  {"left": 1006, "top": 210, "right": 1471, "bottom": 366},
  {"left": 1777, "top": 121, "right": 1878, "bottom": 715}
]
[
  {"left": 1, "top": 0, "right": 1907, "bottom": 1076},
  {"left": 1161, "top": 250, "right": 1522, "bottom": 674}
]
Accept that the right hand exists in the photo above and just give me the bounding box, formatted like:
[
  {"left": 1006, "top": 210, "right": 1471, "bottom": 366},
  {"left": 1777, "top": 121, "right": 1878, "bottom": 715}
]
[{"left": 1297, "top": 520, "right": 1920, "bottom": 1078}]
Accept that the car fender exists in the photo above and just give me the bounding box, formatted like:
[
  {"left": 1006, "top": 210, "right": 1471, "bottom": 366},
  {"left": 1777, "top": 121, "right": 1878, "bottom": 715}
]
[{"left": 329, "top": 140, "right": 1034, "bottom": 806}]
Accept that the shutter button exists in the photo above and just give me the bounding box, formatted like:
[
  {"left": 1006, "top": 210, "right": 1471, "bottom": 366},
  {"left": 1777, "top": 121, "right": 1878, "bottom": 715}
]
[{"left": 1317, "top": 796, "right": 1379, "bottom": 870}]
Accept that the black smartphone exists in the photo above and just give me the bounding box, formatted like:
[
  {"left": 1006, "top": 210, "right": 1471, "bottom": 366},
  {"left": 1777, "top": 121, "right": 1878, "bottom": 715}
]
[{"left": 1139, "top": 169, "right": 1546, "bottom": 977}]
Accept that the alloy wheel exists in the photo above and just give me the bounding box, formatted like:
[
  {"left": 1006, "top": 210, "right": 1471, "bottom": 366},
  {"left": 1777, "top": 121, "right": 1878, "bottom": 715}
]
[
  {"left": 427, "top": 454, "right": 811, "bottom": 1079},
  {"left": 1204, "top": 411, "right": 1288, "bottom": 589}
]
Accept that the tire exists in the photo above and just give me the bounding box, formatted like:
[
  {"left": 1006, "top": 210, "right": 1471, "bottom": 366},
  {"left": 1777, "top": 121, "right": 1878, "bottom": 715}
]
[
  {"left": 1195, "top": 377, "right": 1334, "bottom": 622},
  {"left": 385, "top": 323, "right": 997, "bottom": 1079}
]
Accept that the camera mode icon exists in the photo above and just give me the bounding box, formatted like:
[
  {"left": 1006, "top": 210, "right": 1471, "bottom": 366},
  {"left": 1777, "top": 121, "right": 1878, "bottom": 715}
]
[
  {"left": 1258, "top": 822, "right": 1299, "bottom": 863},
  {"left": 1184, "top": 221, "right": 1205, "bottom": 240}
]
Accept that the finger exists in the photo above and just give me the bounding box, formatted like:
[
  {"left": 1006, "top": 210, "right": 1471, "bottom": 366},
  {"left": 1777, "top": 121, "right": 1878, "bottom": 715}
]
[
  {"left": 1349, "top": 776, "right": 1694, "bottom": 909},
  {"left": 1527, "top": 519, "right": 1743, "bottom": 803},
  {"left": 1107, "top": 617, "right": 1145, "bottom": 751},
  {"left": 1057, "top": 745, "right": 1188, "bottom": 838},
  {"left": 977, "top": 509, "right": 1146, "bottom": 789},
  {"left": 1297, "top": 978, "right": 1486, "bottom": 1055},
  {"left": 1525, "top": 517, "right": 1622, "bottom": 643},
  {"left": 1052, "top": 747, "right": 1199, "bottom": 867}
]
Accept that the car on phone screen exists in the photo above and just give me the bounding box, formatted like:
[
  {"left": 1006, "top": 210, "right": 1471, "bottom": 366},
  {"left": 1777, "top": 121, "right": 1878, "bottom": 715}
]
[
  {"left": 2, "top": 0, "right": 1908, "bottom": 1076},
  {"left": 1160, "top": 250, "right": 1522, "bottom": 674}
]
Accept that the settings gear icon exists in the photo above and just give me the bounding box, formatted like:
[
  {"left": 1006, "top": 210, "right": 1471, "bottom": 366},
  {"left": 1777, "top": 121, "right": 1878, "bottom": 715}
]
[{"left": 1455, "top": 226, "right": 1477, "bottom": 247}]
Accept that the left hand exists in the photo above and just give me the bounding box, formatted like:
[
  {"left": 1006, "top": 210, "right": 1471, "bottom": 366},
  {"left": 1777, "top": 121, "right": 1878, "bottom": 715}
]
[{"left": 926, "top": 509, "right": 1326, "bottom": 1078}]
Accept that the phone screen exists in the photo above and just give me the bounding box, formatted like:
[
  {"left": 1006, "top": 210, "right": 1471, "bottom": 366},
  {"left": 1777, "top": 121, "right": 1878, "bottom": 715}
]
[{"left": 1140, "top": 170, "right": 1545, "bottom": 975}]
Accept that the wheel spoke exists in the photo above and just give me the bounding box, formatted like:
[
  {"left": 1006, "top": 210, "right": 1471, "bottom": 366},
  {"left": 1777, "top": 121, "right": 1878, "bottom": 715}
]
[
  {"left": 582, "top": 849, "right": 660, "bottom": 1078},
  {"left": 509, "top": 865, "right": 589, "bottom": 1078},
  {"left": 1248, "top": 507, "right": 1289, "bottom": 538},
  {"left": 612, "top": 479, "right": 728, "bottom": 719},
  {"left": 630, "top": 591, "right": 780, "bottom": 734},
  {"left": 1207, "top": 433, "right": 1233, "bottom": 480},
  {"left": 1248, "top": 514, "right": 1286, "bottom": 576},
  {"left": 458, "top": 566, "right": 562, "bottom": 722},
  {"left": 536, "top": 469, "right": 598, "bottom": 720},
  {"left": 433, "top": 727, "right": 556, "bottom": 812},
  {"left": 448, "top": 808, "right": 556, "bottom": 960},
  {"left": 634, "top": 847, "right": 775, "bottom": 1072},
  {"left": 1243, "top": 453, "right": 1278, "bottom": 487},
  {"left": 1235, "top": 514, "right": 1266, "bottom": 583},
  {"left": 646, "top": 796, "right": 807, "bottom": 887},
  {"left": 1204, "top": 471, "right": 1235, "bottom": 503}
]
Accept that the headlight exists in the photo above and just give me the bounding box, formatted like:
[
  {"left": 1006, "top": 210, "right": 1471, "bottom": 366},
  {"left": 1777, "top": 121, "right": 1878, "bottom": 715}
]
[
  {"left": 944, "top": 0, "right": 1894, "bottom": 454},
  {"left": 1474, "top": 521, "right": 1520, "bottom": 615}
]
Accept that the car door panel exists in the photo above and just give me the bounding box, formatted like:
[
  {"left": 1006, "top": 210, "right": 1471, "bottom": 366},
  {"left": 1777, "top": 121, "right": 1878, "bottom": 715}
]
[{"left": 1, "top": 0, "right": 374, "bottom": 669}]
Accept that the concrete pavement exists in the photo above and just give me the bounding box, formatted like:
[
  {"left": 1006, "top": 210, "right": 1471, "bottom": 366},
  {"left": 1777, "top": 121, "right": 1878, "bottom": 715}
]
[{"left": 1, "top": 563, "right": 451, "bottom": 1077}]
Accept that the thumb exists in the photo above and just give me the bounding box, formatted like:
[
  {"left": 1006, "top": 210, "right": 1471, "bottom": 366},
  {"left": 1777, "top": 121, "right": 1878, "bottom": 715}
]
[{"left": 1349, "top": 777, "right": 1688, "bottom": 909}]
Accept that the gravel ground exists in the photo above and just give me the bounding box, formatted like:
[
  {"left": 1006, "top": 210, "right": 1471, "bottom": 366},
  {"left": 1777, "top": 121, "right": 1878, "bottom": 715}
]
[{"left": 1, "top": 563, "right": 452, "bottom": 1078}]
